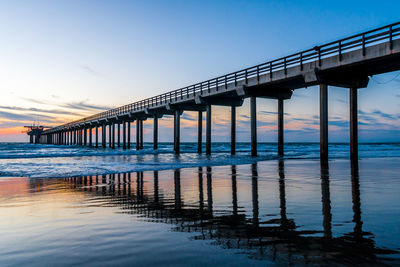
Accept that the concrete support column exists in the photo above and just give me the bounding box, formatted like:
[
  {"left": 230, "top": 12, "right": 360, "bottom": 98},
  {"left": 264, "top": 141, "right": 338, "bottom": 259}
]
[
  {"left": 250, "top": 97, "right": 257, "bottom": 157},
  {"left": 197, "top": 111, "right": 202, "bottom": 154},
  {"left": 117, "top": 123, "right": 120, "bottom": 147},
  {"left": 153, "top": 116, "right": 158, "bottom": 150},
  {"left": 206, "top": 105, "right": 212, "bottom": 155},
  {"left": 136, "top": 120, "right": 140, "bottom": 150},
  {"left": 122, "top": 121, "right": 126, "bottom": 149},
  {"left": 140, "top": 120, "right": 143, "bottom": 150},
  {"left": 278, "top": 99, "right": 284, "bottom": 157},
  {"left": 320, "top": 84, "right": 328, "bottom": 161},
  {"left": 350, "top": 87, "right": 358, "bottom": 161},
  {"left": 95, "top": 126, "right": 98, "bottom": 148},
  {"left": 127, "top": 121, "right": 131, "bottom": 149},
  {"left": 108, "top": 124, "right": 112, "bottom": 148},
  {"left": 231, "top": 106, "right": 236, "bottom": 155},
  {"left": 174, "top": 110, "right": 180, "bottom": 154},
  {"left": 89, "top": 127, "right": 92, "bottom": 147},
  {"left": 84, "top": 128, "right": 87, "bottom": 146},
  {"left": 102, "top": 124, "right": 106, "bottom": 148},
  {"left": 112, "top": 123, "right": 115, "bottom": 149},
  {"left": 70, "top": 130, "right": 73, "bottom": 145},
  {"left": 74, "top": 130, "right": 76, "bottom": 144}
]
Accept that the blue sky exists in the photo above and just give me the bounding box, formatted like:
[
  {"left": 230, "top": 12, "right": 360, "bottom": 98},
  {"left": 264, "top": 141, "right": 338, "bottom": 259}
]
[{"left": 0, "top": 0, "right": 399, "bottom": 142}]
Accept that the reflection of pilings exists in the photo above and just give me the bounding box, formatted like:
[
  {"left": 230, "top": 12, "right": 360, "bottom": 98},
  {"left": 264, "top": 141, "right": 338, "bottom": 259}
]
[
  {"left": 154, "top": 171, "right": 159, "bottom": 203},
  {"left": 206, "top": 167, "right": 213, "bottom": 214},
  {"left": 174, "top": 169, "right": 182, "bottom": 209},
  {"left": 320, "top": 161, "right": 332, "bottom": 239},
  {"left": 137, "top": 172, "right": 143, "bottom": 201},
  {"left": 198, "top": 167, "right": 204, "bottom": 212},
  {"left": 232, "top": 165, "right": 238, "bottom": 215},
  {"left": 351, "top": 163, "right": 363, "bottom": 239},
  {"left": 279, "top": 160, "right": 287, "bottom": 224},
  {"left": 102, "top": 174, "right": 106, "bottom": 194},
  {"left": 251, "top": 164, "right": 259, "bottom": 226}
]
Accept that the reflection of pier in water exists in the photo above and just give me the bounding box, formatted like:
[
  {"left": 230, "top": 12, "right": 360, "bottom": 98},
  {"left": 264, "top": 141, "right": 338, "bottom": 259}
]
[{"left": 63, "top": 161, "right": 398, "bottom": 265}]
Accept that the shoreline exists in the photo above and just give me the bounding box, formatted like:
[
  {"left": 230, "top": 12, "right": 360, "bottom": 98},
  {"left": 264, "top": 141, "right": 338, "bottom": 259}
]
[{"left": 1, "top": 156, "right": 399, "bottom": 179}]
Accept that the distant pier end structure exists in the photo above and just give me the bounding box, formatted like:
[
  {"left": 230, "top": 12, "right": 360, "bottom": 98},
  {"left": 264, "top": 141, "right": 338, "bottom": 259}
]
[
  {"left": 24, "top": 125, "right": 52, "bottom": 144},
  {"left": 32, "top": 22, "right": 400, "bottom": 161}
]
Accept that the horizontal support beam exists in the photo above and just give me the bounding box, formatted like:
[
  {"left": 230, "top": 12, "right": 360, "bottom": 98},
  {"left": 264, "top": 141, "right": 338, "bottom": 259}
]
[{"left": 195, "top": 95, "right": 244, "bottom": 107}]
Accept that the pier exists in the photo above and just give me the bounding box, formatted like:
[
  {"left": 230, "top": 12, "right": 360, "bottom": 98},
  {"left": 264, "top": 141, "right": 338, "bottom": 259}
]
[{"left": 30, "top": 22, "right": 400, "bottom": 161}]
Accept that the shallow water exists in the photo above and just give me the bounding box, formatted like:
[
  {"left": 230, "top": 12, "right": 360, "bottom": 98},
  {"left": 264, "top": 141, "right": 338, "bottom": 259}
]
[{"left": 1, "top": 157, "right": 399, "bottom": 266}]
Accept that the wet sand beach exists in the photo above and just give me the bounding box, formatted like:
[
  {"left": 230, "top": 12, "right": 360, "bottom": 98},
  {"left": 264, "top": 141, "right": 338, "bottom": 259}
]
[{"left": 1, "top": 157, "right": 399, "bottom": 266}]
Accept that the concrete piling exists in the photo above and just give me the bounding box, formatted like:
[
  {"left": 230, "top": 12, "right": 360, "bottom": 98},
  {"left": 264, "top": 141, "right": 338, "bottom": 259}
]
[
  {"left": 250, "top": 97, "right": 257, "bottom": 157},
  {"left": 320, "top": 84, "right": 328, "bottom": 161}
]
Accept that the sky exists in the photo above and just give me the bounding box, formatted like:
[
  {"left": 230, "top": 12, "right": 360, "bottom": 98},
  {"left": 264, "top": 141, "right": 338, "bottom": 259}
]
[{"left": 0, "top": 0, "right": 399, "bottom": 143}]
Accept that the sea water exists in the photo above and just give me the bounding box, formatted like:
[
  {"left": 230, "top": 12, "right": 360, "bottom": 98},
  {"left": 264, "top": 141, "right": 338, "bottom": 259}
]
[
  {"left": 1, "top": 142, "right": 400, "bottom": 177},
  {"left": 0, "top": 143, "right": 399, "bottom": 266}
]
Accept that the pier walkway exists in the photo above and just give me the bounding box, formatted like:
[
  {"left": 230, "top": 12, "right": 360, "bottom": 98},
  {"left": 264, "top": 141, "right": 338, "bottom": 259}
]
[{"left": 30, "top": 22, "right": 400, "bottom": 160}]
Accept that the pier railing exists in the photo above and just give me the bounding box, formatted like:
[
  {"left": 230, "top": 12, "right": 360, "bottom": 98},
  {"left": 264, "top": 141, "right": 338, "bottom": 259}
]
[{"left": 50, "top": 22, "right": 400, "bottom": 131}]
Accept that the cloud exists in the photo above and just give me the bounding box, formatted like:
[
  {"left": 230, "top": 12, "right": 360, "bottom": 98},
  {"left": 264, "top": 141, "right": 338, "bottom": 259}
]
[
  {"left": 181, "top": 113, "right": 196, "bottom": 121},
  {"left": 0, "top": 106, "right": 83, "bottom": 116},
  {"left": 80, "top": 65, "right": 103, "bottom": 77},
  {"left": 259, "top": 110, "right": 290, "bottom": 116},
  {"left": 371, "top": 110, "right": 395, "bottom": 120},
  {"left": 60, "top": 101, "right": 113, "bottom": 111},
  {"left": 21, "top": 98, "right": 49, "bottom": 105},
  {"left": 0, "top": 111, "right": 59, "bottom": 123}
]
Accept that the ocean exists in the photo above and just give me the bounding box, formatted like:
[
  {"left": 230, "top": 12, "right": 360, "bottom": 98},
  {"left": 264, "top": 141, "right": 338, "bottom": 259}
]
[
  {"left": 0, "top": 142, "right": 399, "bottom": 266},
  {"left": 1, "top": 142, "right": 400, "bottom": 177}
]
